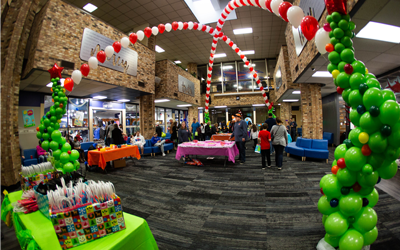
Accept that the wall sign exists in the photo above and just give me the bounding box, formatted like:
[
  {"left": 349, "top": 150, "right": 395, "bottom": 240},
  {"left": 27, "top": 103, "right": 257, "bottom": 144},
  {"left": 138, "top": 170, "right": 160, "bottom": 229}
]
[
  {"left": 275, "top": 66, "right": 282, "bottom": 90},
  {"left": 80, "top": 28, "right": 138, "bottom": 76},
  {"left": 74, "top": 111, "right": 84, "bottom": 126},
  {"left": 292, "top": 0, "right": 326, "bottom": 56},
  {"left": 22, "top": 109, "right": 35, "bottom": 128},
  {"left": 178, "top": 75, "right": 195, "bottom": 97}
]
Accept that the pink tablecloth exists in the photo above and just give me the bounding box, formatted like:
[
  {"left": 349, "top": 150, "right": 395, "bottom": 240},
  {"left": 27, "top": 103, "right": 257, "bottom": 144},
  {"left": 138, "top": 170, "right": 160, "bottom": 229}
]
[{"left": 175, "top": 141, "right": 239, "bottom": 163}]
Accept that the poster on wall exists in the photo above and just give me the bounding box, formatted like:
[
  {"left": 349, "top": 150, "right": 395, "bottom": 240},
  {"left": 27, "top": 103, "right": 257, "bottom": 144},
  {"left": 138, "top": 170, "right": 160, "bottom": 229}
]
[
  {"left": 74, "top": 111, "right": 84, "bottom": 127},
  {"left": 22, "top": 109, "right": 35, "bottom": 128},
  {"left": 178, "top": 75, "right": 195, "bottom": 97}
]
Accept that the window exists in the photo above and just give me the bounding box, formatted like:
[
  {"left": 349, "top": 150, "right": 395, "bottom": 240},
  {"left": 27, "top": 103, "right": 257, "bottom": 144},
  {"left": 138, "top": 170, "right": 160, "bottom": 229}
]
[
  {"left": 222, "top": 62, "right": 236, "bottom": 93},
  {"left": 126, "top": 104, "right": 139, "bottom": 136},
  {"left": 155, "top": 107, "right": 165, "bottom": 132}
]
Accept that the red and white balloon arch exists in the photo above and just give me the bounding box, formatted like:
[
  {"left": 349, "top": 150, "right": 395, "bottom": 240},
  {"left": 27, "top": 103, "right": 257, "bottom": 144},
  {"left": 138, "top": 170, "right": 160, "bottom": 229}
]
[{"left": 68, "top": 0, "right": 323, "bottom": 114}]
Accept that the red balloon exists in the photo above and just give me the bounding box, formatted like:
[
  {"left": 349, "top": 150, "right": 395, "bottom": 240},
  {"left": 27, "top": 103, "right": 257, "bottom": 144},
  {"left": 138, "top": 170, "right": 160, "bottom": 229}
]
[
  {"left": 129, "top": 33, "right": 137, "bottom": 45},
  {"left": 300, "top": 16, "right": 319, "bottom": 40},
  {"left": 262, "top": 93, "right": 266, "bottom": 97},
  {"left": 144, "top": 27, "right": 152, "bottom": 38},
  {"left": 265, "top": 0, "right": 273, "bottom": 12},
  {"left": 193, "top": 22, "right": 198, "bottom": 30},
  {"left": 331, "top": 165, "right": 339, "bottom": 175},
  {"left": 218, "top": 32, "right": 223, "bottom": 38},
  {"left": 67, "top": 150, "right": 71, "bottom": 154},
  {"left": 344, "top": 64, "right": 353, "bottom": 74},
  {"left": 270, "top": 102, "right": 274, "bottom": 106},
  {"left": 245, "top": 61, "right": 250, "bottom": 66},
  {"left": 201, "top": 25, "right": 207, "bottom": 32},
  {"left": 278, "top": 2, "right": 292, "bottom": 22},
  {"left": 80, "top": 64, "right": 90, "bottom": 77},
  {"left": 229, "top": 41, "right": 233, "bottom": 47},
  {"left": 361, "top": 144, "right": 372, "bottom": 156},
  {"left": 97, "top": 51, "right": 106, "bottom": 63},
  {"left": 260, "top": 86, "right": 264, "bottom": 91},
  {"left": 158, "top": 24, "right": 165, "bottom": 34},
  {"left": 320, "top": 188, "right": 324, "bottom": 195},
  {"left": 222, "top": 35, "right": 228, "bottom": 41},
  {"left": 36, "top": 127, "right": 40, "bottom": 131},
  {"left": 209, "top": 27, "right": 214, "bottom": 34},
  {"left": 64, "top": 78, "right": 74, "bottom": 92},
  {"left": 337, "top": 87, "right": 344, "bottom": 94},
  {"left": 249, "top": 67, "right": 254, "bottom": 72},
  {"left": 240, "top": 55, "right": 245, "bottom": 59},
  {"left": 325, "top": 43, "right": 334, "bottom": 52},
  {"left": 172, "top": 22, "right": 179, "bottom": 31},
  {"left": 112, "top": 41, "right": 121, "bottom": 53},
  {"left": 337, "top": 158, "right": 346, "bottom": 168},
  {"left": 205, "top": 99, "right": 209, "bottom": 103},
  {"left": 60, "top": 103, "right": 64, "bottom": 108},
  {"left": 183, "top": 22, "right": 188, "bottom": 30},
  {"left": 353, "top": 182, "right": 362, "bottom": 192},
  {"left": 206, "top": 87, "right": 210, "bottom": 91},
  {"left": 235, "top": 48, "right": 239, "bottom": 53},
  {"left": 324, "top": 0, "right": 347, "bottom": 15},
  {"left": 323, "top": 23, "right": 332, "bottom": 32}
]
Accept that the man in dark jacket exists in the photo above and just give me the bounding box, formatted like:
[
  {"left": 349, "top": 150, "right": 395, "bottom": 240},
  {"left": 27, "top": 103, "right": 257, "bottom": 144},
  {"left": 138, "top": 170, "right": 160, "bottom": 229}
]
[
  {"left": 230, "top": 113, "right": 248, "bottom": 164},
  {"left": 155, "top": 124, "right": 162, "bottom": 137},
  {"left": 265, "top": 113, "right": 276, "bottom": 154},
  {"left": 290, "top": 118, "right": 297, "bottom": 142}
]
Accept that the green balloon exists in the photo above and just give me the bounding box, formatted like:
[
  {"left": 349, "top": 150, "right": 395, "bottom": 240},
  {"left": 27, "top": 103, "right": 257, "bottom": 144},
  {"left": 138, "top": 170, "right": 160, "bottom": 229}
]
[
  {"left": 349, "top": 109, "right": 361, "bottom": 127},
  {"left": 339, "top": 193, "right": 362, "bottom": 217},
  {"left": 331, "top": 37, "right": 339, "bottom": 46},
  {"left": 385, "top": 145, "right": 400, "bottom": 161},
  {"left": 60, "top": 152, "right": 70, "bottom": 164},
  {"left": 55, "top": 107, "right": 63, "bottom": 115},
  {"left": 348, "top": 90, "right": 363, "bottom": 108},
  {"left": 363, "top": 88, "right": 383, "bottom": 110},
  {"left": 47, "top": 126, "right": 54, "bottom": 135},
  {"left": 368, "top": 131, "right": 387, "bottom": 153},
  {"left": 36, "top": 132, "right": 42, "bottom": 139},
  {"left": 70, "top": 150, "right": 80, "bottom": 161},
  {"left": 38, "top": 124, "right": 45, "bottom": 133},
  {"left": 359, "top": 186, "right": 374, "bottom": 197},
  {"left": 74, "top": 160, "right": 80, "bottom": 170},
  {"left": 368, "top": 153, "right": 385, "bottom": 170},
  {"left": 320, "top": 174, "right": 335, "bottom": 189},
  {"left": 324, "top": 233, "right": 341, "bottom": 248},
  {"left": 324, "top": 212, "right": 349, "bottom": 236},
  {"left": 353, "top": 207, "right": 377, "bottom": 233},
  {"left": 381, "top": 89, "right": 396, "bottom": 102},
  {"left": 334, "top": 28, "right": 344, "bottom": 39},
  {"left": 379, "top": 100, "right": 400, "bottom": 126},
  {"left": 318, "top": 195, "right": 339, "bottom": 215},
  {"left": 337, "top": 61, "right": 347, "bottom": 72},
  {"left": 378, "top": 160, "right": 398, "bottom": 179},
  {"left": 322, "top": 175, "right": 343, "bottom": 199},
  {"left": 349, "top": 127, "right": 364, "bottom": 148},
  {"left": 42, "top": 133, "right": 50, "bottom": 140},
  {"left": 365, "top": 73, "right": 376, "bottom": 80},
  {"left": 53, "top": 149, "right": 62, "bottom": 160},
  {"left": 337, "top": 72, "right": 350, "bottom": 89},
  {"left": 49, "top": 141, "right": 59, "bottom": 151},
  {"left": 332, "top": 12, "right": 341, "bottom": 22},
  {"left": 365, "top": 188, "right": 379, "bottom": 208},
  {"left": 338, "top": 20, "right": 349, "bottom": 30},
  {"left": 363, "top": 227, "right": 378, "bottom": 246},
  {"left": 54, "top": 96, "right": 59, "bottom": 103},
  {"left": 54, "top": 102, "right": 60, "bottom": 108},
  {"left": 343, "top": 139, "right": 353, "bottom": 149},
  {"left": 334, "top": 43, "right": 346, "bottom": 54},
  {"left": 61, "top": 143, "right": 71, "bottom": 153},
  {"left": 326, "top": 15, "right": 333, "bottom": 23},
  {"left": 332, "top": 159, "right": 337, "bottom": 167},
  {"left": 327, "top": 63, "right": 338, "bottom": 73},
  {"left": 342, "top": 88, "right": 352, "bottom": 105},
  {"left": 357, "top": 171, "right": 379, "bottom": 187},
  {"left": 41, "top": 141, "right": 49, "bottom": 151},
  {"left": 43, "top": 118, "right": 51, "bottom": 127},
  {"left": 345, "top": 30, "right": 354, "bottom": 38},
  {"left": 342, "top": 14, "right": 350, "bottom": 21},
  {"left": 50, "top": 110, "right": 56, "bottom": 117},
  {"left": 60, "top": 137, "right": 67, "bottom": 145},
  {"left": 54, "top": 123, "right": 60, "bottom": 130},
  {"left": 340, "top": 49, "right": 355, "bottom": 63},
  {"left": 359, "top": 112, "right": 382, "bottom": 134},
  {"left": 337, "top": 168, "right": 357, "bottom": 187},
  {"left": 334, "top": 144, "right": 347, "bottom": 160},
  {"left": 349, "top": 73, "right": 365, "bottom": 90},
  {"left": 365, "top": 78, "right": 380, "bottom": 89},
  {"left": 362, "top": 164, "right": 373, "bottom": 175},
  {"left": 328, "top": 51, "right": 341, "bottom": 64},
  {"left": 56, "top": 113, "right": 63, "bottom": 120},
  {"left": 50, "top": 116, "right": 57, "bottom": 123},
  {"left": 345, "top": 147, "right": 367, "bottom": 172},
  {"left": 341, "top": 36, "right": 353, "bottom": 48},
  {"left": 351, "top": 60, "right": 365, "bottom": 74},
  {"left": 51, "top": 130, "right": 62, "bottom": 142},
  {"left": 339, "top": 229, "right": 364, "bottom": 250},
  {"left": 63, "top": 162, "right": 75, "bottom": 173},
  {"left": 348, "top": 21, "right": 356, "bottom": 31},
  {"left": 330, "top": 22, "right": 338, "bottom": 30}
]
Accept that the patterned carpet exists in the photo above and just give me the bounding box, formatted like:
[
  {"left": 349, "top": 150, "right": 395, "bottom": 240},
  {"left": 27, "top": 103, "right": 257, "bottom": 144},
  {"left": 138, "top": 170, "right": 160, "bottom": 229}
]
[{"left": 2, "top": 145, "right": 400, "bottom": 250}]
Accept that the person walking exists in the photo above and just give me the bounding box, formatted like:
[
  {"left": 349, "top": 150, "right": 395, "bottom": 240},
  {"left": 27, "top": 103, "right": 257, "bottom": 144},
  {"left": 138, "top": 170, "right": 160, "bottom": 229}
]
[
  {"left": 258, "top": 123, "right": 271, "bottom": 169},
  {"left": 265, "top": 113, "right": 276, "bottom": 155},
  {"left": 251, "top": 124, "right": 259, "bottom": 149},
  {"left": 133, "top": 131, "right": 146, "bottom": 154},
  {"left": 170, "top": 121, "right": 178, "bottom": 149},
  {"left": 230, "top": 113, "right": 248, "bottom": 164},
  {"left": 178, "top": 122, "right": 192, "bottom": 144},
  {"left": 290, "top": 117, "right": 297, "bottom": 142},
  {"left": 270, "top": 117, "right": 288, "bottom": 170},
  {"left": 151, "top": 132, "right": 166, "bottom": 156},
  {"left": 191, "top": 118, "right": 200, "bottom": 140},
  {"left": 205, "top": 121, "right": 212, "bottom": 140}
]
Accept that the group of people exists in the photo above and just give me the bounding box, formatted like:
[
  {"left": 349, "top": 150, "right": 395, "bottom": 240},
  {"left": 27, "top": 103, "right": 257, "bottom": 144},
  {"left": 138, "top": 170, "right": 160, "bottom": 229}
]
[{"left": 104, "top": 120, "right": 126, "bottom": 146}]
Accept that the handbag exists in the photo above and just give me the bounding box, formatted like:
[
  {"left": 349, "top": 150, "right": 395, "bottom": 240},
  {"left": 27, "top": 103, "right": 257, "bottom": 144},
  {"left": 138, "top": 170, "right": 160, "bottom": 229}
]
[
  {"left": 271, "top": 125, "right": 283, "bottom": 143},
  {"left": 254, "top": 144, "right": 261, "bottom": 154}
]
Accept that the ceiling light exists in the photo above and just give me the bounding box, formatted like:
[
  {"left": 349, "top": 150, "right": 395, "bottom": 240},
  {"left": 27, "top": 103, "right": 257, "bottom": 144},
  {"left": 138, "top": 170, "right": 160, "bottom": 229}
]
[
  {"left": 201, "top": 77, "right": 205, "bottom": 81},
  {"left": 213, "top": 53, "right": 226, "bottom": 58},
  {"left": 356, "top": 21, "right": 400, "bottom": 43},
  {"left": 174, "top": 60, "right": 181, "bottom": 64},
  {"left": 219, "top": 77, "right": 222, "bottom": 81},
  {"left": 241, "top": 50, "right": 255, "bottom": 55},
  {"left": 292, "top": 91, "right": 301, "bottom": 94},
  {"left": 155, "top": 45, "right": 165, "bottom": 53},
  {"left": 222, "top": 65, "right": 233, "bottom": 69},
  {"left": 214, "top": 106, "right": 227, "bottom": 108},
  {"left": 93, "top": 96, "right": 107, "bottom": 99},
  {"left": 118, "top": 99, "right": 130, "bottom": 102},
  {"left": 312, "top": 71, "right": 332, "bottom": 77},
  {"left": 46, "top": 82, "right": 53, "bottom": 87},
  {"left": 233, "top": 28, "right": 253, "bottom": 35},
  {"left": 198, "top": 107, "right": 203, "bottom": 109},
  {"left": 278, "top": 104, "right": 281, "bottom": 105},
  {"left": 252, "top": 104, "right": 265, "bottom": 106},
  {"left": 83, "top": 3, "right": 97, "bottom": 12},
  {"left": 154, "top": 99, "right": 170, "bottom": 103},
  {"left": 177, "top": 104, "right": 192, "bottom": 107},
  {"left": 283, "top": 99, "right": 299, "bottom": 102}
]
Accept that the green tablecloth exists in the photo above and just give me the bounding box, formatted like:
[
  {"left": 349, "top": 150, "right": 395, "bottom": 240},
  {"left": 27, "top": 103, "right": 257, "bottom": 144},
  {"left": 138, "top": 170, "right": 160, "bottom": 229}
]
[{"left": 3, "top": 191, "right": 158, "bottom": 250}]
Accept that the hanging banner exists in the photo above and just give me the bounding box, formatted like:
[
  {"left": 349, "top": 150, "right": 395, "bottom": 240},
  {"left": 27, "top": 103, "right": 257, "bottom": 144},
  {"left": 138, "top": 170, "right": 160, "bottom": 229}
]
[
  {"left": 22, "top": 109, "right": 35, "bottom": 128},
  {"left": 74, "top": 111, "right": 84, "bottom": 127}
]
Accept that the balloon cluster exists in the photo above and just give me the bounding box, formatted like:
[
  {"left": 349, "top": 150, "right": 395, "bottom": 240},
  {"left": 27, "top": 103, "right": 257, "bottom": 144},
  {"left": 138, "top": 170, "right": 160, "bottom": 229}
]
[
  {"left": 318, "top": 10, "right": 399, "bottom": 250},
  {"left": 35, "top": 64, "right": 81, "bottom": 174}
]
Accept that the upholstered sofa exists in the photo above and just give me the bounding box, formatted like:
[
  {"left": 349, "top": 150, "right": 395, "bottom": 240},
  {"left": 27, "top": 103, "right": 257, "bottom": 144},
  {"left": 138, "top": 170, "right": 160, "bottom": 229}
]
[{"left": 285, "top": 137, "right": 329, "bottom": 163}]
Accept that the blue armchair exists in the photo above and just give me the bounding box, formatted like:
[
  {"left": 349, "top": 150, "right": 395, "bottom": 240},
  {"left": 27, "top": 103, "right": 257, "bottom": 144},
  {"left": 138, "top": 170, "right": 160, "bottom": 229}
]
[
  {"left": 323, "top": 132, "right": 334, "bottom": 146},
  {"left": 22, "top": 149, "right": 38, "bottom": 166},
  {"left": 81, "top": 142, "right": 94, "bottom": 159}
]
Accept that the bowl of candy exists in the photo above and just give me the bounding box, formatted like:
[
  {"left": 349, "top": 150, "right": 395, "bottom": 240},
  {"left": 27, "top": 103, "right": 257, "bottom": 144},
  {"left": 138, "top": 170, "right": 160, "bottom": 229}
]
[{"left": 193, "top": 140, "right": 198, "bottom": 143}]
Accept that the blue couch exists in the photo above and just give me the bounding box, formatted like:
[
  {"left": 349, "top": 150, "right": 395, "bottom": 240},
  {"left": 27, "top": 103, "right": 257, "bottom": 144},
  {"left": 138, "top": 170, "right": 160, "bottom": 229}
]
[
  {"left": 22, "top": 149, "right": 38, "bottom": 166},
  {"left": 151, "top": 139, "right": 174, "bottom": 156},
  {"left": 81, "top": 142, "right": 94, "bottom": 159},
  {"left": 297, "top": 128, "right": 302, "bottom": 137},
  {"left": 323, "top": 132, "right": 334, "bottom": 146},
  {"left": 163, "top": 133, "right": 171, "bottom": 140},
  {"left": 286, "top": 137, "right": 329, "bottom": 162}
]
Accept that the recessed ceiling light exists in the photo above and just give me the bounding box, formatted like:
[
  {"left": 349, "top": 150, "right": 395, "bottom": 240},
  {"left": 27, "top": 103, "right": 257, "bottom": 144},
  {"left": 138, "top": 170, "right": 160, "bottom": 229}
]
[
  {"left": 252, "top": 104, "right": 265, "bottom": 106},
  {"left": 292, "top": 91, "right": 301, "bottom": 94},
  {"left": 118, "top": 99, "right": 130, "bottom": 102},
  {"left": 46, "top": 82, "right": 53, "bottom": 87},
  {"left": 93, "top": 96, "right": 107, "bottom": 99},
  {"left": 222, "top": 65, "right": 233, "bottom": 69},
  {"left": 357, "top": 21, "right": 400, "bottom": 43},
  {"left": 241, "top": 50, "right": 255, "bottom": 55},
  {"left": 177, "top": 104, "right": 192, "bottom": 107},
  {"left": 154, "top": 99, "right": 170, "bottom": 103},
  {"left": 83, "top": 3, "right": 97, "bottom": 13},
  {"left": 283, "top": 99, "right": 299, "bottom": 102},
  {"left": 312, "top": 71, "right": 332, "bottom": 77},
  {"left": 201, "top": 77, "right": 205, "bottom": 81},
  {"left": 213, "top": 53, "right": 226, "bottom": 58},
  {"left": 233, "top": 28, "right": 253, "bottom": 35},
  {"left": 155, "top": 45, "right": 165, "bottom": 53},
  {"left": 214, "top": 106, "right": 227, "bottom": 108},
  {"left": 174, "top": 60, "right": 181, "bottom": 64},
  {"left": 278, "top": 104, "right": 281, "bottom": 105},
  {"left": 198, "top": 107, "right": 203, "bottom": 109}
]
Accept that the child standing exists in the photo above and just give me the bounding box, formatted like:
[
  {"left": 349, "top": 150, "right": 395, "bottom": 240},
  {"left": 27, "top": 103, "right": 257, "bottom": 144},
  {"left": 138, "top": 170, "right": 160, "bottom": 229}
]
[
  {"left": 258, "top": 123, "right": 271, "bottom": 169},
  {"left": 251, "top": 124, "right": 259, "bottom": 149}
]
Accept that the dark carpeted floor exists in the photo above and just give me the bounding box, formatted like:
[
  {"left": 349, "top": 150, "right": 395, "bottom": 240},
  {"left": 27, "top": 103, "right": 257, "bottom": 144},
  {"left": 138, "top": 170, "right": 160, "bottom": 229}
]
[{"left": 2, "top": 145, "right": 400, "bottom": 250}]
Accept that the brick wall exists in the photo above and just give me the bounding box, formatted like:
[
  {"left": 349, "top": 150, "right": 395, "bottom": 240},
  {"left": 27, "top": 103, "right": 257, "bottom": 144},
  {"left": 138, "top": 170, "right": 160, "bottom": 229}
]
[
  {"left": 139, "top": 94, "right": 155, "bottom": 139},
  {"left": 187, "top": 63, "right": 197, "bottom": 76},
  {"left": 279, "top": 103, "right": 292, "bottom": 124},
  {"left": 200, "top": 91, "right": 275, "bottom": 107},
  {"left": 300, "top": 83, "right": 323, "bottom": 139},
  {"left": 274, "top": 46, "right": 299, "bottom": 102}
]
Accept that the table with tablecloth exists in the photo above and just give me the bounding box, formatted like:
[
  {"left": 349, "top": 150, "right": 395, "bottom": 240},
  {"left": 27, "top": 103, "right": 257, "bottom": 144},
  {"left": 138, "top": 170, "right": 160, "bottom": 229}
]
[
  {"left": 175, "top": 141, "right": 239, "bottom": 163},
  {"left": 1, "top": 190, "right": 158, "bottom": 250},
  {"left": 88, "top": 145, "right": 140, "bottom": 170},
  {"left": 211, "top": 133, "right": 233, "bottom": 141}
]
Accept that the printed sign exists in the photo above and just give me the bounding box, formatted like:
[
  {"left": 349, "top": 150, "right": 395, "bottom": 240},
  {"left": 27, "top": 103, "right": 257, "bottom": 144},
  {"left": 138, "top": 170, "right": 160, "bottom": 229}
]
[
  {"left": 275, "top": 66, "right": 282, "bottom": 90},
  {"left": 80, "top": 28, "right": 138, "bottom": 76},
  {"left": 178, "top": 75, "right": 195, "bottom": 97},
  {"left": 74, "top": 111, "right": 84, "bottom": 127},
  {"left": 23, "top": 109, "right": 35, "bottom": 128}
]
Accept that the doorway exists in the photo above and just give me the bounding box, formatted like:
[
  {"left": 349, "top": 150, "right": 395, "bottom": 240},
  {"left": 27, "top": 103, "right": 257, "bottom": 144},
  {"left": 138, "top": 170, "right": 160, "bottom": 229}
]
[{"left": 89, "top": 107, "right": 126, "bottom": 142}]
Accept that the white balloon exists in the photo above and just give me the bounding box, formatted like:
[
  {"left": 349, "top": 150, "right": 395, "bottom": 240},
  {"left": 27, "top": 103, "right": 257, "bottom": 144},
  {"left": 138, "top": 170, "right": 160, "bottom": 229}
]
[
  {"left": 232, "top": 44, "right": 237, "bottom": 50},
  {"left": 237, "top": 50, "right": 242, "bottom": 55},
  {"left": 137, "top": 30, "right": 144, "bottom": 41},
  {"left": 243, "top": 56, "right": 247, "bottom": 62},
  {"left": 271, "top": 0, "right": 283, "bottom": 16},
  {"left": 71, "top": 70, "right": 82, "bottom": 85},
  {"left": 197, "top": 24, "right": 203, "bottom": 31},
  {"left": 105, "top": 45, "right": 114, "bottom": 58},
  {"left": 188, "top": 21, "right": 194, "bottom": 29},
  {"left": 226, "top": 38, "right": 231, "bottom": 44},
  {"left": 165, "top": 23, "right": 172, "bottom": 32},
  {"left": 206, "top": 26, "right": 211, "bottom": 33},
  {"left": 152, "top": 27, "right": 159, "bottom": 36},
  {"left": 121, "top": 37, "right": 129, "bottom": 48},
  {"left": 315, "top": 28, "right": 331, "bottom": 54},
  {"left": 178, "top": 21, "right": 183, "bottom": 30},
  {"left": 235, "top": 0, "right": 243, "bottom": 7},
  {"left": 287, "top": 6, "right": 304, "bottom": 28},
  {"left": 259, "top": 0, "right": 267, "bottom": 9},
  {"left": 88, "top": 57, "right": 98, "bottom": 70}
]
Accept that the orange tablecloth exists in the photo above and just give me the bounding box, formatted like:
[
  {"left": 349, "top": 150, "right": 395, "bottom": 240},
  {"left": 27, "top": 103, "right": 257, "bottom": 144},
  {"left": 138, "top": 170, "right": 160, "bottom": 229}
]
[
  {"left": 88, "top": 145, "right": 141, "bottom": 170},
  {"left": 212, "top": 133, "right": 233, "bottom": 141}
]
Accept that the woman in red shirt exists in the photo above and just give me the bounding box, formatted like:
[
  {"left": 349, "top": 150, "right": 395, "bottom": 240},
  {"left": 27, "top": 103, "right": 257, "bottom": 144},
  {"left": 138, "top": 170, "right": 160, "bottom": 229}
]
[{"left": 258, "top": 123, "right": 271, "bottom": 169}]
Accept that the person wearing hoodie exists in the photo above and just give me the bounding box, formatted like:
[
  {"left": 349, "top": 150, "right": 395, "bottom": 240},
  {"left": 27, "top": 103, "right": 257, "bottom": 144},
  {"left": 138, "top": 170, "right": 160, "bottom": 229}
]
[
  {"left": 36, "top": 140, "right": 49, "bottom": 163},
  {"left": 133, "top": 131, "right": 146, "bottom": 154},
  {"left": 151, "top": 132, "right": 166, "bottom": 156}
]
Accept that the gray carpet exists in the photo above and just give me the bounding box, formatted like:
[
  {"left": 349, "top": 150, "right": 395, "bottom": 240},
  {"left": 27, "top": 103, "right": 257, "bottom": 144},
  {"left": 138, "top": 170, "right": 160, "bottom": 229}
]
[{"left": 2, "top": 145, "right": 400, "bottom": 250}]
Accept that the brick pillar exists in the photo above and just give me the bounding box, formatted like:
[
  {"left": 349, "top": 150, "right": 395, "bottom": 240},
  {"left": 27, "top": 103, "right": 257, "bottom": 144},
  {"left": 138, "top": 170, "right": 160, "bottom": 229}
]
[
  {"left": 188, "top": 106, "right": 199, "bottom": 124},
  {"left": 139, "top": 94, "right": 155, "bottom": 139},
  {"left": 1, "top": 0, "right": 40, "bottom": 186},
  {"left": 147, "top": 35, "right": 156, "bottom": 51},
  {"left": 279, "top": 103, "right": 292, "bottom": 123},
  {"left": 187, "top": 63, "right": 197, "bottom": 76},
  {"left": 300, "top": 83, "right": 323, "bottom": 139}
]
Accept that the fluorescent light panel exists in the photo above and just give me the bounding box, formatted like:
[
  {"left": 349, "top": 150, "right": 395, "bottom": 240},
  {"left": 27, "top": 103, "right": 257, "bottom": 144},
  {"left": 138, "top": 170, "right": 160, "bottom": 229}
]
[
  {"left": 174, "top": 60, "right": 181, "bottom": 64},
  {"left": 177, "top": 104, "right": 192, "bottom": 107},
  {"left": 241, "top": 50, "right": 255, "bottom": 55},
  {"left": 292, "top": 91, "right": 301, "bottom": 94},
  {"left": 214, "top": 106, "right": 227, "bottom": 108},
  {"left": 83, "top": 3, "right": 97, "bottom": 12},
  {"left": 252, "top": 104, "right": 265, "bottom": 106},
  {"left": 356, "top": 21, "right": 400, "bottom": 43},
  {"left": 312, "top": 71, "right": 332, "bottom": 77},
  {"left": 283, "top": 99, "right": 299, "bottom": 102},
  {"left": 155, "top": 45, "right": 165, "bottom": 53},
  {"left": 233, "top": 28, "right": 253, "bottom": 35},
  {"left": 213, "top": 53, "right": 226, "bottom": 58},
  {"left": 154, "top": 99, "right": 170, "bottom": 103},
  {"left": 222, "top": 65, "right": 233, "bottom": 69},
  {"left": 93, "top": 96, "right": 107, "bottom": 99},
  {"left": 118, "top": 99, "right": 130, "bottom": 102}
]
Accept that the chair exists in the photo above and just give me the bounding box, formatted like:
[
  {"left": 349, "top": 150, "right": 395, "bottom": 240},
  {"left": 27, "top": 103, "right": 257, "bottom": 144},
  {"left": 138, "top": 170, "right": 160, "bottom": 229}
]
[
  {"left": 304, "top": 139, "right": 329, "bottom": 163},
  {"left": 80, "top": 142, "right": 94, "bottom": 159},
  {"left": 297, "top": 128, "right": 302, "bottom": 137},
  {"left": 323, "top": 132, "right": 334, "bottom": 147},
  {"left": 23, "top": 149, "right": 38, "bottom": 166},
  {"left": 140, "top": 140, "right": 153, "bottom": 155}
]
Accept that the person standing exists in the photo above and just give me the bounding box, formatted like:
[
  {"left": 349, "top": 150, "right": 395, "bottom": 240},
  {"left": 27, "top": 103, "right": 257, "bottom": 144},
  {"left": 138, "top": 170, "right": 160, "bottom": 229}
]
[
  {"left": 155, "top": 123, "right": 162, "bottom": 137},
  {"left": 230, "top": 113, "right": 248, "bottom": 164},
  {"left": 290, "top": 117, "right": 297, "bottom": 142},
  {"left": 170, "top": 121, "right": 178, "bottom": 149},
  {"left": 265, "top": 113, "right": 276, "bottom": 155},
  {"left": 251, "top": 124, "right": 259, "bottom": 149},
  {"left": 229, "top": 116, "right": 235, "bottom": 133},
  {"left": 133, "top": 131, "right": 146, "bottom": 154},
  {"left": 191, "top": 118, "right": 200, "bottom": 140},
  {"left": 151, "top": 132, "right": 166, "bottom": 156},
  {"left": 205, "top": 121, "right": 212, "bottom": 140},
  {"left": 258, "top": 123, "right": 271, "bottom": 169},
  {"left": 112, "top": 123, "right": 124, "bottom": 145},
  {"left": 200, "top": 123, "right": 205, "bottom": 141},
  {"left": 178, "top": 122, "right": 192, "bottom": 144},
  {"left": 106, "top": 120, "right": 115, "bottom": 145},
  {"left": 211, "top": 123, "right": 219, "bottom": 137},
  {"left": 270, "top": 117, "right": 288, "bottom": 170}
]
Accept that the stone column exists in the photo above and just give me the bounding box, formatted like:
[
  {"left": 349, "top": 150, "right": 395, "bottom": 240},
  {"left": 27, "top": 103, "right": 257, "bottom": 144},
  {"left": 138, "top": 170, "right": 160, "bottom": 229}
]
[
  {"left": 139, "top": 94, "right": 155, "bottom": 139},
  {"left": 279, "top": 103, "right": 292, "bottom": 123},
  {"left": 147, "top": 35, "right": 156, "bottom": 51},
  {"left": 187, "top": 63, "right": 197, "bottom": 76},
  {"left": 188, "top": 106, "right": 199, "bottom": 125},
  {"left": 1, "top": 0, "right": 40, "bottom": 186},
  {"left": 300, "top": 83, "right": 323, "bottom": 139}
]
